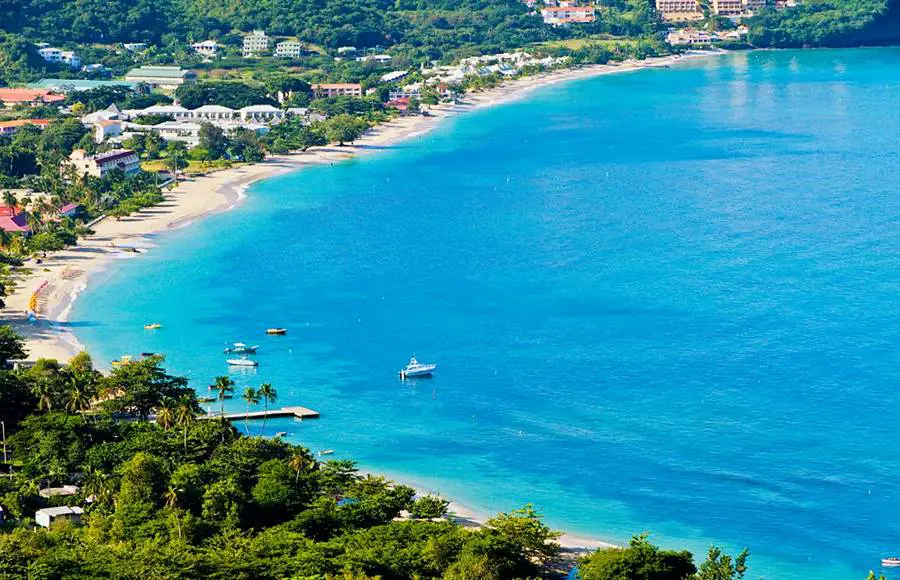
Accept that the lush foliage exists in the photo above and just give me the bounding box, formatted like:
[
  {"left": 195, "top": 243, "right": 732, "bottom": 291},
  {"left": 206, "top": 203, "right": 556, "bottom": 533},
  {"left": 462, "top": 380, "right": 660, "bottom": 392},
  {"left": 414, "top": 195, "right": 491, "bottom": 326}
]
[{"left": 748, "top": 0, "right": 900, "bottom": 47}]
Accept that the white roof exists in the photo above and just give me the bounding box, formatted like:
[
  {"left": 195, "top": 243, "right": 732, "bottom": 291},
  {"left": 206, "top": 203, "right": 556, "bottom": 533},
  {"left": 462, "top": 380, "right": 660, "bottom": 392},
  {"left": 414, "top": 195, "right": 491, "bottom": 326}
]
[
  {"left": 239, "top": 104, "right": 281, "bottom": 113},
  {"left": 36, "top": 506, "right": 84, "bottom": 517},
  {"left": 153, "top": 121, "right": 201, "bottom": 130},
  {"left": 192, "top": 40, "right": 218, "bottom": 47},
  {"left": 142, "top": 105, "right": 188, "bottom": 115},
  {"left": 192, "top": 105, "right": 235, "bottom": 113},
  {"left": 381, "top": 70, "right": 409, "bottom": 82}
]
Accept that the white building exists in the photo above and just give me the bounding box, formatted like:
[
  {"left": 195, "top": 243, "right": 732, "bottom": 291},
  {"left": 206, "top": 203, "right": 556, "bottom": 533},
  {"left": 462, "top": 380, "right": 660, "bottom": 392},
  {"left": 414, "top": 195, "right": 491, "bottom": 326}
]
[
  {"left": 238, "top": 104, "right": 285, "bottom": 122},
  {"left": 122, "top": 43, "right": 147, "bottom": 52},
  {"left": 93, "top": 120, "right": 123, "bottom": 143},
  {"left": 242, "top": 30, "right": 270, "bottom": 57},
  {"left": 35, "top": 506, "right": 84, "bottom": 528},
  {"left": 37, "top": 47, "right": 81, "bottom": 69},
  {"left": 357, "top": 54, "right": 392, "bottom": 64},
  {"left": 380, "top": 70, "right": 409, "bottom": 83},
  {"left": 275, "top": 41, "right": 304, "bottom": 59},
  {"left": 66, "top": 149, "right": 141, "bottom": 178},
  {"left": 312, "top": 83, "right": 363, "bottom": 97},
  {"left": 191, "top": 40, "right": 219, "bottom": 57},
  {"left": 190, "top": 105, "right": 236, "bottom": 121},
  {"left": 124, "top": 66, "right": 197, "bottom": 90}
]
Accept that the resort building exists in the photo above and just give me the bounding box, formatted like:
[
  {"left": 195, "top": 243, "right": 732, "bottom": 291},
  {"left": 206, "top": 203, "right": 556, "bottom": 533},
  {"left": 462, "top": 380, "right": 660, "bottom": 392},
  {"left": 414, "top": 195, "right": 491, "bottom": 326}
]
[
  {"left": 312, "top": 83, "right": 363, "bottom": 97},
  {"left": 238, "top": 104, "right": 285, "bottom": 122},
  {"left": 540, "top": 6, "right": 596, "bottom": 25},
  {"left": 191, "top": 40, "right": 220, "bottom": 57},
  {"left": 28, "top": 79, "right": 141, "bottom": 93},
  {"left": 122, "top": 42, "right": 147, "bottom": 52},
  {"left": 242, "top": 30, "right": 270, "bottom": 57},
  {"left": 742, "top": 0, "right": 767, "bottom": 12},
  {"left": 712, "top": 0, "right": 744, "bottom": 14},
  {"left": 190, "top": 105, "right": 236, "bottom": 121},
  {"left": 0, "top": 205, "right": 31, "bottom": 234},
  {"left": 36, "top": 46, "right": 81, "bottom": 69},
  {"left": 0, "top": 88, "right": 65, "bottom": 108},
  {"left": 124, "top": 66, "right": 197, "bottom": 90},
  {"left": 66, "top": 149, "right": 141, "bottom": 178},
  {"left": 150, "top": 121, "right": 203, "bottom": 145},
  {"left": 275, "top": 41, "right": 304, "bottom": 59},
  {"left": 0, "top": 119, "right": 51, "bottom": 137},
  {"left": 93, "top": 120, "right": 123, "bottom": 143},
  {"left": 35, "top": 506, "right": 83, "bottom": 529},
  {"left": 357, "top": 54, "right": 392, "bottom": 64},
  {"left": 666, "top": 26, "right": 749, "bottom": 44},
  {"left": 656, "top": 0, "right": 703, "bottom": 19},
  {"left": 380, "top": 70, "right": 409, "bottom": 83}
]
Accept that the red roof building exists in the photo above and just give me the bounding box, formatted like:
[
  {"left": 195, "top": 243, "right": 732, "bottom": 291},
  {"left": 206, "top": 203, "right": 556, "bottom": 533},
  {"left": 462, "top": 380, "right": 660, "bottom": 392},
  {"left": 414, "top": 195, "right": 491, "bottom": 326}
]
[
  {"left": 0, "top": 119, "right": 52, "bottom": 137},
  {"left": 0, "top": 205, "right": 31, "bottom": 233},
  {"left": 0, "top": 89, "right": 66, "bottom": 108}
]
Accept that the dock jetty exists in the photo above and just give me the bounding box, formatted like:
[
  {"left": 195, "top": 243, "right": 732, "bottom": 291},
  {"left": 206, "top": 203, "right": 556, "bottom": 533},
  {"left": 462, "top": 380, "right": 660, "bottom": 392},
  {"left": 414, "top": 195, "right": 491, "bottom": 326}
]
[{"left": 202, "top": 406, "right": 320, "bottom": 421}]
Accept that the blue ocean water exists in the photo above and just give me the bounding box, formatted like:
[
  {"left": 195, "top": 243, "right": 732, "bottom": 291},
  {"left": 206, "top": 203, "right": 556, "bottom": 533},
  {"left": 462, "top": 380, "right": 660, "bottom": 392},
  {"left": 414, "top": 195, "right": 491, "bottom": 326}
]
[{"left": 72, "top": 49, "right": 900, "bottom": 578}]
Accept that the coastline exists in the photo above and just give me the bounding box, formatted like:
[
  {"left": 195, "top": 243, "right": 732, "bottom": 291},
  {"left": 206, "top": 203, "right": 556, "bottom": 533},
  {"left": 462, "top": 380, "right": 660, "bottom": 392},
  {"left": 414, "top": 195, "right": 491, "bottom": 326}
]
[{"left": 0, "top": 50, "right": 721, "bottom": 554}]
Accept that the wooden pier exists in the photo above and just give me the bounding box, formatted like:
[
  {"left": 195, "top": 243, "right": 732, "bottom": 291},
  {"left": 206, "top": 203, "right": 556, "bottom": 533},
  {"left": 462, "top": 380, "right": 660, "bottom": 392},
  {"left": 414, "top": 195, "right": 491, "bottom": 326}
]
[{"left": 204, "top": 406, "right": 320, "bottom": 421}]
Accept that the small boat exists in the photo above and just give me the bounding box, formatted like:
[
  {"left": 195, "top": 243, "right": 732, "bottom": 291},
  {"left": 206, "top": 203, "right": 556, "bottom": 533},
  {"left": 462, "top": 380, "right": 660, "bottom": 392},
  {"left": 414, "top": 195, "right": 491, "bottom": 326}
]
[
  {"left": 399, "top": 355, "right": 436, "bottom": 379},
  {"left": 226, "top": 357, "right": 258, "bottom": 367},
  {"left": 882, "top": 558, "right": 900, "bottom": 567},
  {"left": 224, "top": 342, "right": 259, "bottom": 354},
  {"left": 275, "top": 431, "right": 287, "bottom": 437},
  {"left": 318, "top": 449, "right": 335, "bottom": 456},
  {"left": 111, "top": 355, "right": 133, "bottom": 367},
  {"left": 144, "top": 323, "right": 162, "bottom": 330},
  {"left": 266, "top": 328, "right": 287, "bottom": 335},
  {"left": 141, "top": 352, "right": 161, "bottom": 358}
]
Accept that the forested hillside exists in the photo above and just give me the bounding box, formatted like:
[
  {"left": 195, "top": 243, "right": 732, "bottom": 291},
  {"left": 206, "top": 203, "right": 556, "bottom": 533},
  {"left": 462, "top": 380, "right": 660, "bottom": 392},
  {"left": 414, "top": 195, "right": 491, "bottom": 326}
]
[{"left": 748, "top": 0, "right": 900, "bottom": 46}]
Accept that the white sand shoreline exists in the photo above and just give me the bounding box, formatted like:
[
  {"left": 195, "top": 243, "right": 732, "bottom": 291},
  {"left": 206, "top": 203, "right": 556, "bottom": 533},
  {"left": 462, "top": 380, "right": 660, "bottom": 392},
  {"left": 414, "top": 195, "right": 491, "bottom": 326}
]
[{"left": 0, "top": 49, "right": 724, "bottom": 552}]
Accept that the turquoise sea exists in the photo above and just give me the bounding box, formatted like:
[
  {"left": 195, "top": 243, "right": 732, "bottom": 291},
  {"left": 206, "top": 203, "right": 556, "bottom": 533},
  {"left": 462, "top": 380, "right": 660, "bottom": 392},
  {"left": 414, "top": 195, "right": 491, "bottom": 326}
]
[{"left": 72, "top": 49, "right": 900, "bottom": 578}]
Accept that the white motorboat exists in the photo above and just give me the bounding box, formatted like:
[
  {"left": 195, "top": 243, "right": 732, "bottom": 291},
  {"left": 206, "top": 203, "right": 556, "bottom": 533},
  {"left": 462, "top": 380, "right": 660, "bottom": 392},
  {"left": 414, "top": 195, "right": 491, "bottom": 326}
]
[
  {"left": 227, "top": 357, "right": 258, "bottom": 367},
  {"left": 399, "top": 355, "right": 436, "bottom": 378},
  {"left": 882, "top": 557, "right": 900, "bottom": 567}
]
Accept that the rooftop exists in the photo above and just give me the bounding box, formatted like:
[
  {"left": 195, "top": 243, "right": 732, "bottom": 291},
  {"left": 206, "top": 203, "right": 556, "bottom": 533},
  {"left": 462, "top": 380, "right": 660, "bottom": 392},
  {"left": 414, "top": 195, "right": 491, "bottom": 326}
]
[
  {"left": 0, "top": 88, "right": 65, "bottom": 104},
  {"left": 29, "top": 79, "right": 140, "bottom": 92},
  {"left": 36, "top": 506, "right": 84, "bottom": 517},
  {"left": 125, "top": 66, "right": 194, "bottom": 79}
]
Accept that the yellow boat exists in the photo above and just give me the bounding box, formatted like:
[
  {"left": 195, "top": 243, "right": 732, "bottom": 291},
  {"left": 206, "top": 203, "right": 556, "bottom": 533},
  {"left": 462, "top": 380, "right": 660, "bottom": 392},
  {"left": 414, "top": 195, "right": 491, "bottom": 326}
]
[
  {"left": 266, "top": 328, "right": 287, "bottom": 335},
  {"left": 111, "top": 355, "right": 133, "bottom": 367},
  {"left": 144, "top": 323, "right": 162, "bottom": 330}
]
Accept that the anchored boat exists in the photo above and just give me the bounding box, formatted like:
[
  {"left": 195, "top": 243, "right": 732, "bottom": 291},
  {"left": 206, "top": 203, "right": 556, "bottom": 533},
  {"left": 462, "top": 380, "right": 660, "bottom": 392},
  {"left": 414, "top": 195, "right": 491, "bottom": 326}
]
[
  {"left": 226, "top": 357, "right": 258, "bottom": 367},
  {"left": 266, "top": 328, "right": 287, "bottom": 335},
  {"left": 144, "top": 323, "right": 162, "bottom": 330},
  {"left": 224, "top": 342, "right": 259, "bottom": 354},
  {"left": 399, "top": 355, "right": 436, "bottom": 379}
]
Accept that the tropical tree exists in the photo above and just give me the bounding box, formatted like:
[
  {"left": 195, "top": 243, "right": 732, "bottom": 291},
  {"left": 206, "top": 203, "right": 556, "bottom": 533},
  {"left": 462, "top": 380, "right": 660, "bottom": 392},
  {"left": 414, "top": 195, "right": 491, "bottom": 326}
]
[
  {"left": 289, "top": 453, "right": 313, "bottom": 484},
  {"left": 164, "top": 485, "right": 184, "bottom": 540},
  {"left": 176, "top": 395, "right": 197, "bottom": 453},
  {"left": 241, "top": 386, "right": 259, "bottom": 435},
  {"left": 156, "top": 398, "right": 175, "bottom": 430},
  {"left": 257, "top": 383, "right": 277, "bottom": 435},
  {"left": 213, "top": 375, "right": 235, "bottom": 416}
]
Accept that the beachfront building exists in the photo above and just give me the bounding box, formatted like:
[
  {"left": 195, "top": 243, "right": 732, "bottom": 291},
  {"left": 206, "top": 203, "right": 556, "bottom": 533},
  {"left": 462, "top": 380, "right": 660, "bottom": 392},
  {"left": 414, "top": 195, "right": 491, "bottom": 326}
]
[
  {"left": 0, "top": 119, "right": 51, "bottom": 137},
  {"left": 66, "top": 149, "right": 140, "bottom": 179},
  {"left": 238, "top": 104, "right": 285, "bottom": 122},
  {"left": 0, "top": 88, "right": 65, "bottom": 108},
  {"left": 275, "top": 41, "right": 304, "bottom": 59},
  {"left": 540, "top": 6, "right": 596, "bottom": 25},
  {"left": 666, "top": 26, "right": 749, "bottom": 44},
  {"left": 35, "top": 506, "right": 83, "bottom": 529},
  {"left": 124, "top": 66, "right": 197, "bottom": 90},
  {"left": 656, "top": 0, "right": 703, "bottom": 19},
  {"left": 0, "top": 205, "right": 31, "bottom": 235},
  {"left": 312, "top": 83, "right": 363, "bottom": 97},
  {"left": 151, "top": 121, "right": 203, "bottom": 146},
  {"left": 243, "top": 30, "right": 270, "bottom": 57},
  {"left": 36, "top": 46, "right": 81, "bottom": 69},
  {"left": 191, "top": 40, "right": 219, "bottom": 58}
]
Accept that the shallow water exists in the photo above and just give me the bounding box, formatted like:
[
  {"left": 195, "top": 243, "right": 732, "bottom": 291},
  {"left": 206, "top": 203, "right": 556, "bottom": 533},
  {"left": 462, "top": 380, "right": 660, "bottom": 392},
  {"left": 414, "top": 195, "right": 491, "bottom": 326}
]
[{"left": 74, "top": 48, "right": 900, "bottom": 578}]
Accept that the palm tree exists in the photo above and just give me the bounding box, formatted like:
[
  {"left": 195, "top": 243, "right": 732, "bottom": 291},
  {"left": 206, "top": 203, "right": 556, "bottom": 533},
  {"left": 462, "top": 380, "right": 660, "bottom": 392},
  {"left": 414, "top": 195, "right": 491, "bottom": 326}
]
[
  {"left": 164, "top": 485, "right": 184, "bottom": 540},
  {"left": 175, "top": 396, "right": 196, "bottom": 454},
  {"left": 212, "top": 375, "right": 235, "bottom": 416},
  {"left": 156, "top": 399, "right": 175, "bottom": 431},
  {"left": 2, "top": 190, "right": 17, "bottom": 209},
  {"left": 289, "top": 453, "right": 313, "bottom": 484},
  {"left": 65, "top": 383, "right": 91, "bottom": 415},
  {"left": 257, "top": 383, "right": 278, "bottom": 436},
  {"left": 32, "top": 381, "right": 53, "bottom": 412},
  {"left": 241, "top": 387, "right": 260, "bottom": 435}
]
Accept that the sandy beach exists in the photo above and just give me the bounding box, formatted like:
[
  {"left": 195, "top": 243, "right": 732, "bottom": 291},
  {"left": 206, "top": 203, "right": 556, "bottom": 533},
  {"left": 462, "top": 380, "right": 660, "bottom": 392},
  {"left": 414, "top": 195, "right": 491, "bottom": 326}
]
[{"left": 0, "top": 52, "right": 713, "bottom": 552}]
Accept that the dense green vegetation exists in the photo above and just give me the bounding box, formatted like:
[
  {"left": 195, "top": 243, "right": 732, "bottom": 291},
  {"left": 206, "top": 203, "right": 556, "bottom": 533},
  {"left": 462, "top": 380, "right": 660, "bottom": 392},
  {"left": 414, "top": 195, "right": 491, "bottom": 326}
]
[
  {"left": 0, "top": 336, "right": 752, "bottom": 579},
  {"left": 748, "top": 0, "right": 900, "bottom": 47}
]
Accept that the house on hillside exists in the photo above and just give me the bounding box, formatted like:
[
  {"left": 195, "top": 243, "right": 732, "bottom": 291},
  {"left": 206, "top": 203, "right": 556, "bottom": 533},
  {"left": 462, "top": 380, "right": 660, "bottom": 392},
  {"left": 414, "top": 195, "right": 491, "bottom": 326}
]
[
  {"left": 0, "top": 119, "right": 51, "bottom": 137},
  {"left": 35, "top": 506, "right": 83, "bottom": 528},
  {"left": 242, "top": 30, "right": 270, "bottom": 57},
  {"left": 312, "top": 83, "right": 363, "bottom": 97},
  {"left": 275, "top": 41, "right": 304, "bottom": 59},
  {"left": 36, "top": 45, "right": 81, "bottom": 69},
  {"left": 191, "top": 40, "right": 220, "bottom": 58}
]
